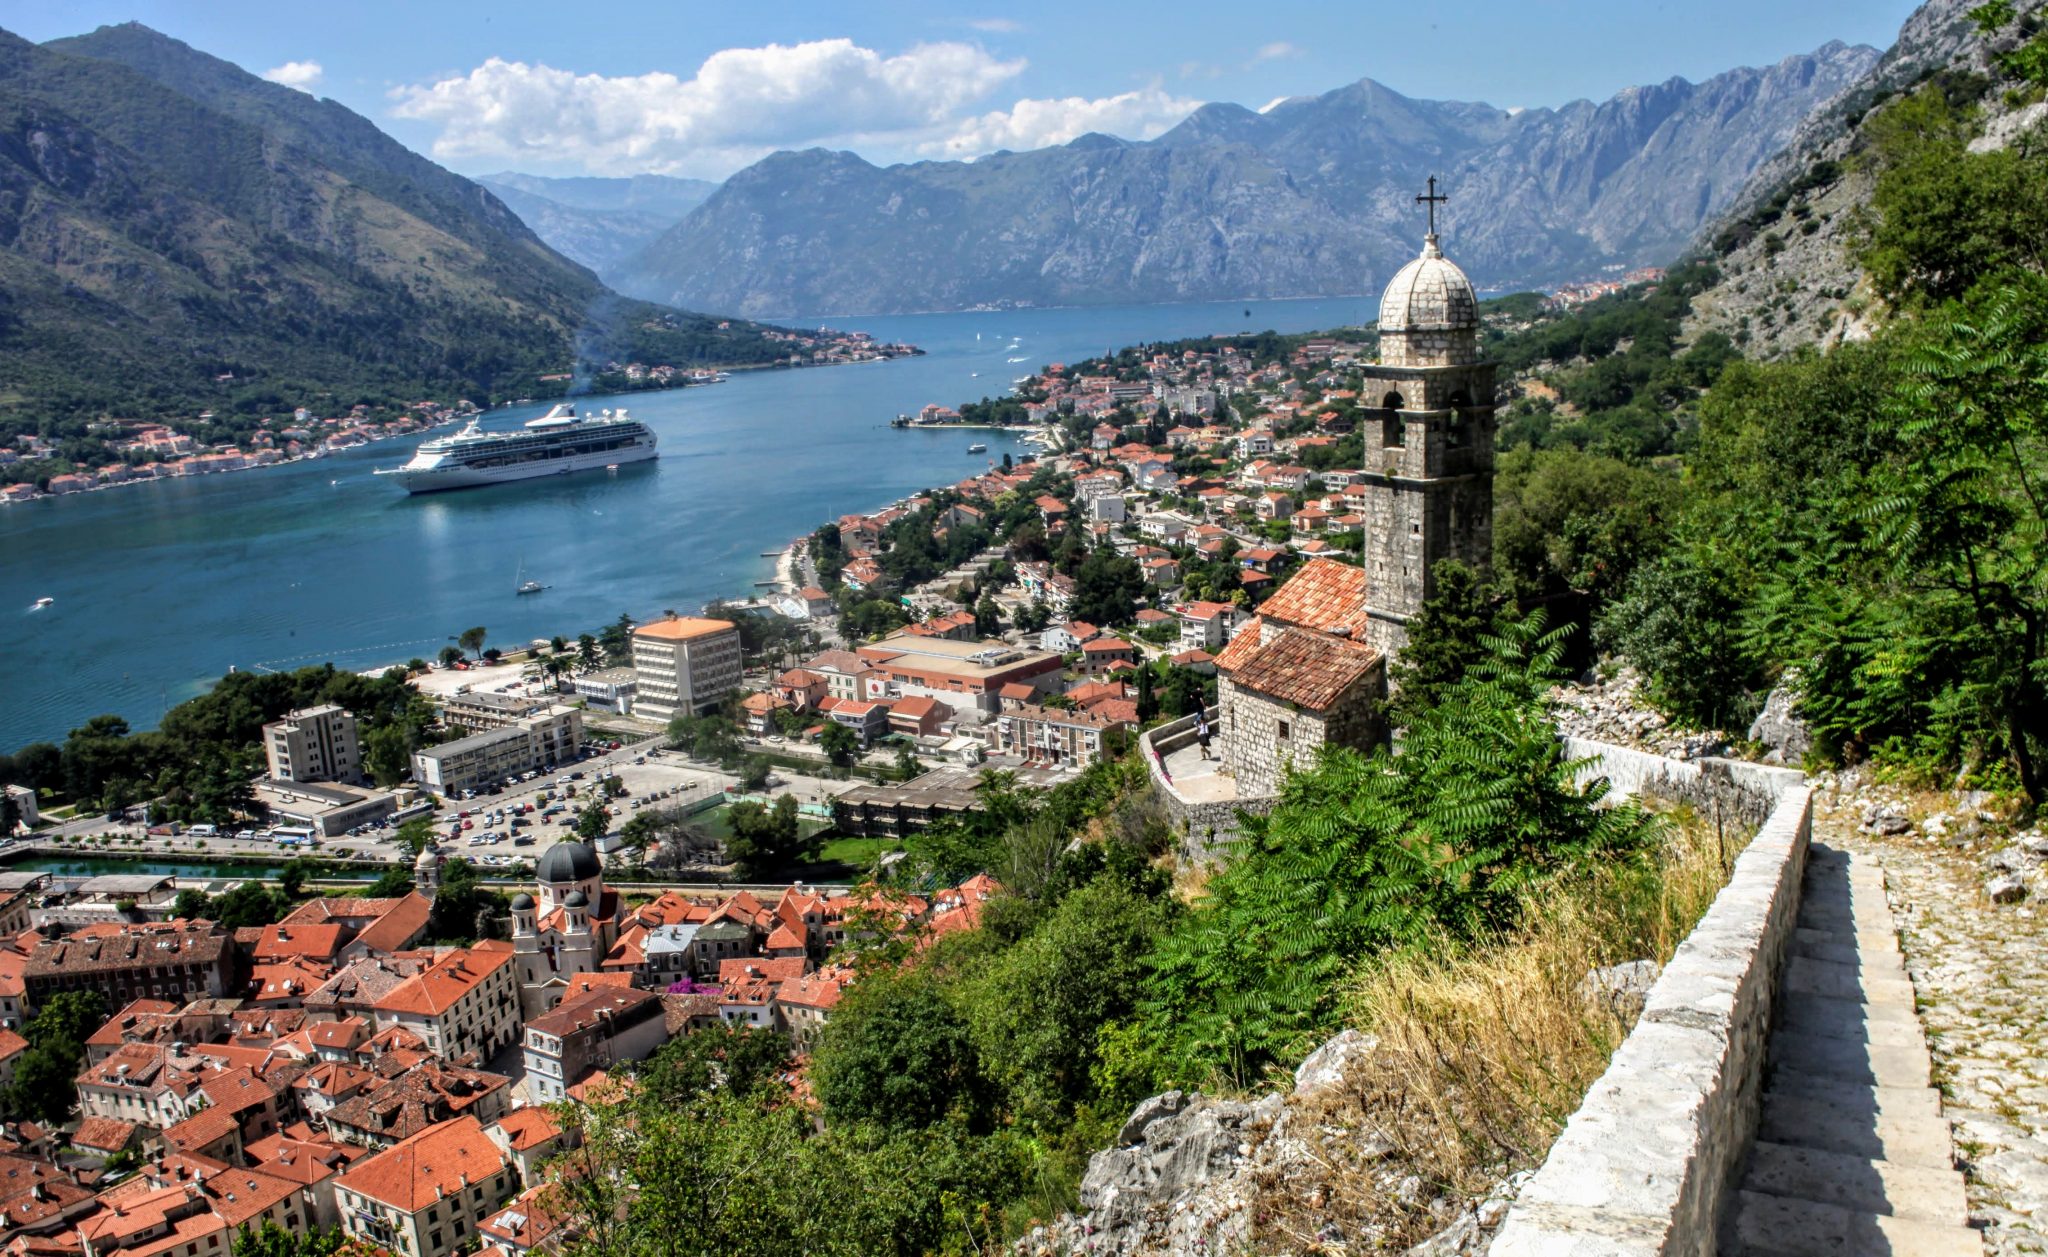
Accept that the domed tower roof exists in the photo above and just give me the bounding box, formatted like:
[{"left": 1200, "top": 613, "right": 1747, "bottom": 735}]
[
  {"left": 414, "top": 839, "right": 441, "bottom": 874},
  {"left": 510, "top": 892, "right": 535, "bottom": 911},
  {"left": 1379, "top": 236, "right": 1478, "bottom": 334},
  {"left": 538, "top": 840, "right": 602, "bottom": 885},
  {"left": 563, "top": 890, "right": 589, "bottom": 910}
]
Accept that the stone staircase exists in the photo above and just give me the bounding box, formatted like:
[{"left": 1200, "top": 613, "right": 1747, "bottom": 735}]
[{"left": 1724, "top": 843, "right": 1982, "bottom": 1255}]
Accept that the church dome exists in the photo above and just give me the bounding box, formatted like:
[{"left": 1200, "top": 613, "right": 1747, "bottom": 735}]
[
  {"left": 414, "top": 841, "right": 440, "bottom": 873},
  {"left": 510, "top": 893, "right": 534, "bottom": 911},
  {"left": 563, "top": 890, "right": 589, "bottom": 909},
  {"left": 538, "top": 840, "right": 602, "bottom": 884},
  {"left": 1379, "top": 236, "right": 1477, "bottom": 333}
]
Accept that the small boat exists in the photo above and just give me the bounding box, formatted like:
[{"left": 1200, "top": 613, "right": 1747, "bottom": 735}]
[
  {"left": 514, "top": 559, "right": 544, "bottom": 596},
  {"left": 31, "top": 597, "right": 53, "bottom": 610},
  {"left": 967, "top": 443, "right": 988, "bottom": 454}
]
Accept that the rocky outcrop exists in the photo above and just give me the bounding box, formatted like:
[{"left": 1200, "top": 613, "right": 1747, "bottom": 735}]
[
  {"left": 1549, "top": 665, "right": 1735, "bottom": 760},
  {"left": 1748, "top": 671, "right": 1814, "bottom": 765},
  {"left": 620, "top": 45, "right": 1877, "bottom": 317}
]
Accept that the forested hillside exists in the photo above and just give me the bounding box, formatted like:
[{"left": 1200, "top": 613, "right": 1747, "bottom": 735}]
[{"left": 0, "top": 24, "right": 803, "bottom": 450}]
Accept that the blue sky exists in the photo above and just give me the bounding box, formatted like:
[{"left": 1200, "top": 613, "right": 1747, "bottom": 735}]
[{"left": 10, "top": 0, "right": 1922, "bottom": 179}]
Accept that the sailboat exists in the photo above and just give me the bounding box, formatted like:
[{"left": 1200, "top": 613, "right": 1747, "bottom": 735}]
[{"left": 515, "top": 559, "right": 544, "bottom": 596}]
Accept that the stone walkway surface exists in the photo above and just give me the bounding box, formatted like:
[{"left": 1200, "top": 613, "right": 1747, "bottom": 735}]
[
  {"left": 1724, "top": 842, "right": 1982, "bottom": 1255},
  {"left": 1836, "top": 800, "right": 2048, "bottom": 1256}
]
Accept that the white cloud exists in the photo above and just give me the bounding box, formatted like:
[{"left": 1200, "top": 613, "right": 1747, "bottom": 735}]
[
  {"left": 966, "top": 18, "right": 1022, "bottom": 33},
  {"left": 925, "top": 87, "right": 1203, "bottom": 159},
  {"left": 262, "top": 60, "right": 323, "bottom": 92},
  {"left": 1250, "top": 41, "right": 1302, "bottom": 62},
  {"left": 390, "top": 40, "right": 1026, "bottom": 177}
]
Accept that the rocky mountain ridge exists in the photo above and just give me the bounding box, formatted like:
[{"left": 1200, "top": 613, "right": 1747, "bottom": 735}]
[
  {"left": 611, "top": 43, "right": 1877, "bottom": 317},
  {"left": 1684, "top": 0, "right": 2048, "bottom": 356},
  {"left": 476, "top": 172, "right": 717, "bottom": 276}
]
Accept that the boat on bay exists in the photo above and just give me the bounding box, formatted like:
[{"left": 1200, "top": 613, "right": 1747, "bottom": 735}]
[
  {"left": 375, "top": 403, "right": 656, "bottom": 494},
  {"left": 967, "top": 442, "right": 988, "bottom": 454}
]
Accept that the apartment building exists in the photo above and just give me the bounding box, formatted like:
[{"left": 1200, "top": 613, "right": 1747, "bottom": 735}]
[
  {"left": 521, "top": 986, "right": 668, "bottom": 1102},
  {"left": 370, "top": 942, "right": 520, "bottom": 1063},
  {"left": 994, "top": 703, "right": 1136, "bottom": 768},
  {"left": 335, "top": 1116, "right": 518, "bottom": 1257},
  {"left": 24, "top": 921, "right": 237, "bottom": 1011},
  {"left": 631, "top": 615, "right": 743, "bottom": 721},
  {"left": 263, "top": 705, "right": 361, "bottom": 783},
  {"left": 411, "top": 707, "right": 582, "bottom": 796}
]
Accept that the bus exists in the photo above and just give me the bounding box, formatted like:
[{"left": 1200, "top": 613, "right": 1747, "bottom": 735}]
[{"left": 271, "top": 826, "right": 317, "bottom": 847}]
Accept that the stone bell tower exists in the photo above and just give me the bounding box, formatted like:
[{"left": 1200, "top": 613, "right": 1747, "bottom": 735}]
[{"left": 1356, "top": 176, "right": 1497, "bottom": 660}]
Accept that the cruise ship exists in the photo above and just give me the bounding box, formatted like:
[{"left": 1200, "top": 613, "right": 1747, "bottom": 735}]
[{"left": 375, "top": 404, "right": 656, "bottom": 493}]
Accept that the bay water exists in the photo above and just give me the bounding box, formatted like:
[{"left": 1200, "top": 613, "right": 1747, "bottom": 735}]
[{"left": 0, "top": 296, "right": 1370, "bottom": 749}]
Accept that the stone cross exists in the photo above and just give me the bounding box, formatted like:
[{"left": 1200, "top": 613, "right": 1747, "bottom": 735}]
[{"left": 1416, "top": 175, "right": 1447, "bottom": 236}]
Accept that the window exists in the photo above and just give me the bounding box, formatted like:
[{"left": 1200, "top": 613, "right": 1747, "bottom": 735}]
[{"left": 1277, "top": 720, "right": 1291, "bottom": 740}]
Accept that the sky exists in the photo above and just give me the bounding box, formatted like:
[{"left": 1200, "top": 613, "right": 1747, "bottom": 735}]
[{"left": 8, "top": 0, "right": 1924, "bottom": 181}]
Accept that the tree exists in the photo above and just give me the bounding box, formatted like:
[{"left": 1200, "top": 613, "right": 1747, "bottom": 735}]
[
  {"left": 812, "top": 968, "right": 991, "bottom": 1131},
  {"left": 6, "top": 990, "right": 106, "bottom": 1122},
  {"left": 1070, "top": 547, "right": 1146, "bottom": 627},
  {"left": 1386, "top": 559, "right": 1499, "bottom": 727},
  {"left": 1135, "top": 666, "right": 1158, "bottom": 723},
  {"left": 457, "top": 626, "right": 488, "bottom": 660},
  {"left": 973, "top": 591, "right": 1003, "bottom": 636},
  {"left": 233, "top": 1222, "right": 342, "bottom": 1257},
  {"left": 576, "top": 803, "right": 611, "bottom": 843},
  {"left": 819, "top": 722, "right": 859, "bottom": 767},
  {"left": 438, "top": 645, "right": 464, "bottom": 668},
  {"left": 577, "top": 633, "right": 601, "bottom": 670},
  {"left": 1142, "top": 615, "right": 1661, "bottom": 1084},
  {"left": 726, "top": 796, "right": 812, "bottom": 878},
  {"left": 425, "top": 857, "right": 508, "bottom": 943},
  {"left": 362, "top": 723, "right": 412, "bottom": 787}
]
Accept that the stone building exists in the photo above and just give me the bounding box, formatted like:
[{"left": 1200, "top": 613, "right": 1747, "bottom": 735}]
[
  {"left": 1209, "top": 203, "right": 1495, "bottom": 797},
  {"left": 1353, "top": 218, "right": 1497, "bottom": 658},
  {"left": 1213, "top": 559, "right": 1386, "bottom": 797}
]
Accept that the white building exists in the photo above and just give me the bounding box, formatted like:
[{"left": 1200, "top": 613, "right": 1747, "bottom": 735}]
[
  {"left": 334, "top": 1115, "right": 518, "bottom": 1257},
  {"left": 263, "top": 705, "right": 361, "bottom": 783},
  {"left": 412, "top": 706, "right": 582, "bottom": 797},
  {"left": 631, "top": 615, "right": 743, "bottom": 721}
]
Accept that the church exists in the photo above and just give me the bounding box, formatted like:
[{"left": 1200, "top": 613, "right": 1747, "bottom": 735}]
[
  {"left": 504, "top": 840, "right": 627, "bottom": 1018},
  {"left": 1213, "top": 183, "right": 1497, "bottom": 794}
]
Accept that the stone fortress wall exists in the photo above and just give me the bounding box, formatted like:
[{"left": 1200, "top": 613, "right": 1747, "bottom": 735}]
[{"left": 1489, "top": 739, "right": 1811, "bottom": 1256}]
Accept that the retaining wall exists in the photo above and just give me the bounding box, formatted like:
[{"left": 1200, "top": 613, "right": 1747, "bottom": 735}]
[
  {"left": 1138, "top": 708, "right": 1273, "bottom": 857},
  {"left": 1489, "top": 752, "right": 1812, "bottom": 1257}
]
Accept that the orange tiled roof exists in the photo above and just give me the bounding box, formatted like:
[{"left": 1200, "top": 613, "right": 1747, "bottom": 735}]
[
  {"left": 1211, "top": 617, "right": 1265, "bottom": 671},
  {"left": 375, "top": 943, "right": 514, "bottom": 1017},
  {"left": 1224, "top": 626, "right": 1380, "bottom": 712},
  {"left": 1255, "top": 557, "right": 1370, "bottom": 637},
  {"left": 632, "top": 616, "right": 736, "bottom": 642},
  {"left": 334, "top": 1115, "right": 511, "bottom": 1213}
]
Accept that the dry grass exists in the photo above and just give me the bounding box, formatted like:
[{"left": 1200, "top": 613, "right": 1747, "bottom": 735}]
[{"left": 1248, "top": 805, "right": 1743, "bottom": 1253}]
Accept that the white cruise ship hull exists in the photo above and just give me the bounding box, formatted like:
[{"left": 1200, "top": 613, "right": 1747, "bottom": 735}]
[{"left": 378, "top": 441, "right": 656, "bottom": 493}]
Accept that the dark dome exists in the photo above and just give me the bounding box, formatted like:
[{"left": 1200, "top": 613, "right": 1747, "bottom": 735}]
[
  {"left": 563, "top": 890, "right": 589, "bottom": 909},
  {"left": 510, "top": 893, "right": 535, "bottom": 911},
  {"left": 538, "top": 841, "right": 601, "bottom": 884}
]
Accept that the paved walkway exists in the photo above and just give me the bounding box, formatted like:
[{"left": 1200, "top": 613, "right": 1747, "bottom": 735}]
[
  {"left": 1723, "top": 843, "right": 1981, "bottom": 1255},
  {"left": 1158, "top": 741, "right": 1241, "bottom": 804}
]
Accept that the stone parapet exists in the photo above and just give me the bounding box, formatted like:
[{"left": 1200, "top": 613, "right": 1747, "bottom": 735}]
[
  {"left": 1488, "top": 751, "right": 1812, "bottom": 1257},
  {"left": 1139, "top": 708, "right": 1272, "bottom": 857}
]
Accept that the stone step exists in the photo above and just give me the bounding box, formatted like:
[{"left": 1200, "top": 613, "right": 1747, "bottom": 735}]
[
  {"left": 1727, "top": 1189, "right": 1983, "bottom": 1256},
  {"left": 1763, "top": 1070, "right": 1944, "bottom": 1119},
  {"left": 1757, "top": 1090, "right": 1958, "bottom": 1169},
  {"left": 1789, "top": 929, "right": 1901, "bottom": 968},
  {"left": 1770, "top": 1027, "right": 1932, "bottom": 1089},
  {"left": 1740, "top": 1141, "right": 1970, "bottom": 1224},
  {"left": 1802, "top": 913, "right": 1892, "bottom": 941},
  {"left": 1779, "top": 993, "right": 1929, "bottom": 1047},
  {"left": 1783, "top": 954, "right": 1919, "bottom": 1006}
]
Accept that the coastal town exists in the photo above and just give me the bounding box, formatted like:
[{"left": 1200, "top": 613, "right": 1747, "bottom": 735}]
[{"left": 0, "top": 328, "right": 918, "bottom": 502}]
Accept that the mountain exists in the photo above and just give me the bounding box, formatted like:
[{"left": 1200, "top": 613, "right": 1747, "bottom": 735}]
[
  {"left": 477, "top": 172, "right": 718, "bottom": 276},
  {"left": 0, "top": 23, "right": 793, "bottom": 431},
  {"left": 1686, "top": 0, "right": 2047, "bottom": 356},
  {"left": 615, "top": 43, "right": 1879, "bottom": 318}
]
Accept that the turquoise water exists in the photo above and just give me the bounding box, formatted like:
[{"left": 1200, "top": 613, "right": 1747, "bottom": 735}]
[
  {"left": 0, "top": 296, "right": 1371, "bottom": 749},
  {"left": 3, "top": 854, "right": 382, "bottom": 880}
]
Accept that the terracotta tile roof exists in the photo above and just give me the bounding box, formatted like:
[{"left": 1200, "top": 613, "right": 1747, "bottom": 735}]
[
  {"left": 526, "top": 986, "right": 661, "bottom": 1038},
  {"left": 1212, "top": 617, "right": 1265, "bottom": 671},
  {"left": 1224, "top": 626, "right": 1381, "bottom": 712},
  {"left": 487, "top": 1108, "right": 562, "bottom": 1154},
  {"left": 888, "top": 696, "right": 940, "bottom": 719},
  {"left": 85, "top": 999, "right": 179, "bottom": 1049},
  {"left": 162, "top": 1104, "right": 242, "bottom": 1154},
  {"left": 326, "top": 1064, "right": 511, "bottom": 1146},
  {"left": 1255, "top": 557, "right": 1370, "bottom": 637},
  {"left": 71, "top": 1117, "right": 141, "bottom": 1154},
  {"left": 247, "top": 923, "right": 347, "bottom": 962},
  {"left": 717, "top": 957, "right": 808, "bottom": 988},
  {"left": 354, "top": 894, "right": 433, "bottom": 955},
  {"left": 334, "top": 1115, "right": 512, "bottom": 1213},
  {"left": 375, "top": 943, "right": 514, "bottom": 1017},
  {"left": 764, "top": 923, "right": 804, "bottom": 951}
]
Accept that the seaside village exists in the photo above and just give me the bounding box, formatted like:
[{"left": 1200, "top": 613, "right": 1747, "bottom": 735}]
[{"left": 0, "top": 224, "right": 1498, "bottom": 1257}]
